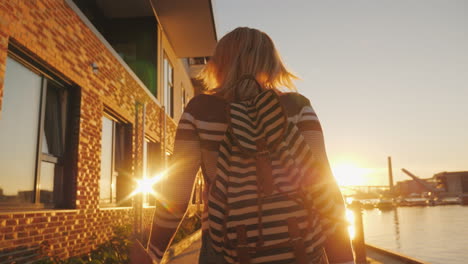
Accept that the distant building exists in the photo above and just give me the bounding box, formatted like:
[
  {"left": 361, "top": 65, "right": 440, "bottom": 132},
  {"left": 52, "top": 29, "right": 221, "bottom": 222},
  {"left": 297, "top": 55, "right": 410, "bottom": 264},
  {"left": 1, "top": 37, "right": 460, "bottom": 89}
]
[
  {"left": 434, "top": 171, "right": 468, "bottom": 194},
  {"left": 395, "top": 178, "right": 435, "bottom": 197},
  {"left": 0, "top": 0, "right": 216, "bottom": 261}
]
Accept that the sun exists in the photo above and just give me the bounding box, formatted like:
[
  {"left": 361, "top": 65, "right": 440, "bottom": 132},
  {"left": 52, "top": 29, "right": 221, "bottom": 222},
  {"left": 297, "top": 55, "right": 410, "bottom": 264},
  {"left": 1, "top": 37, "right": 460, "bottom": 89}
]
[{"left": 331, "top": 163, "right": 372, "bottom": 186}]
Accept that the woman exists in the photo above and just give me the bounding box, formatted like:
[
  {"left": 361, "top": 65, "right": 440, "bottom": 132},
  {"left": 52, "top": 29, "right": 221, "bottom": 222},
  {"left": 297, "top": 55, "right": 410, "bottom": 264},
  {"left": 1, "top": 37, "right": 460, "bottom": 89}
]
[{"left": 146, "top": 27, "right": 354, "bottom": 264}]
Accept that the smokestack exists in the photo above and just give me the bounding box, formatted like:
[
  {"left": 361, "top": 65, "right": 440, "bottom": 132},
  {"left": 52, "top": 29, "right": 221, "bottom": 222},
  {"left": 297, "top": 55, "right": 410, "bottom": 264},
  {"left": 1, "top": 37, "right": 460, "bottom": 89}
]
[{"left": 388, "top": 156, "right": 394, "bottom": 192}]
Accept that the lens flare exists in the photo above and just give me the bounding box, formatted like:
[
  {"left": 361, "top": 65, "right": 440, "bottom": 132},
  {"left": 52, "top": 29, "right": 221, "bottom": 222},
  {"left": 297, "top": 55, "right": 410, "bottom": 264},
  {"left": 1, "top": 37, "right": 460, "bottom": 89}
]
[
  {"left": 346, "top": 208, "right": 356, "bottom": 240},
  {"left": 131, "top": 172, "right": 165, "bottom": 197}
]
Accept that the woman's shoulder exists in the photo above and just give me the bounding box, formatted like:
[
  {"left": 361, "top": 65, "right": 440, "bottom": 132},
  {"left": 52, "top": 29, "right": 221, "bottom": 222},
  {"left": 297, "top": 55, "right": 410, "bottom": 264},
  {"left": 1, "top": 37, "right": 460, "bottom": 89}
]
[
  {"left": 279, "top": 92, "right": 311, "bottom": 104},
  {"left": 186, "top": 93, "right": 227, "bottom": 110},
  {"left": 184, "top": 94, "right": 228, "bottom": 122},
  {"left": 279, "top": 92, "right": 313, "bottom": 115}
]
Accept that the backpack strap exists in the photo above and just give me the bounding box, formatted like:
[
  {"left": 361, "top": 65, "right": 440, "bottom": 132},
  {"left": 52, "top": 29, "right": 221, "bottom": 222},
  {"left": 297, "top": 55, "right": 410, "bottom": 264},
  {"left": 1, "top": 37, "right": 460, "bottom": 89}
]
[
  {"left": 227, "top": 89, "right": 287, "bottom": 157},
  {"left": 236, "top": 225, "right": 251, "bottom": 264},
  {"left": 233, "top": 74, "right": 264, "bottom": 102},
  {"left": 256, "top": 138, "right": 274, "bottom": 195},
  {"left": 288, "top": 217, "right": 308, "bottom": 264}
]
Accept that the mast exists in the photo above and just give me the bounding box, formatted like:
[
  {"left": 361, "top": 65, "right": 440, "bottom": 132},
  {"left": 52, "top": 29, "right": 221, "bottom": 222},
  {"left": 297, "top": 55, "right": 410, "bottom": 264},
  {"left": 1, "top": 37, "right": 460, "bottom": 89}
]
[{"left": 388, "top": 156, "right": 394, "bottom": 193}]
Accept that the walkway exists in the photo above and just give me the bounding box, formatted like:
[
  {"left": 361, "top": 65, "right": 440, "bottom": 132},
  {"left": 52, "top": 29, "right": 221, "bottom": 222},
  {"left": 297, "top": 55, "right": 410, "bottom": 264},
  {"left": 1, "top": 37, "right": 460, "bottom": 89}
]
[{"left": 163, "top": 239, "right": 422, "bottom": 264}]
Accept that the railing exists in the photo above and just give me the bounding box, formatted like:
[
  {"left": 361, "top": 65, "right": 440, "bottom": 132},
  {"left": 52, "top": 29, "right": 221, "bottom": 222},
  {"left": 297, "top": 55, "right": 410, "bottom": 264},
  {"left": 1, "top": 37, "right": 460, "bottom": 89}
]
[
  {"left": 349, "top": 201, "right": 430, "bottom": 264},
  {"left": 366, "top": 244, "right": 430, "bottom": 264}
]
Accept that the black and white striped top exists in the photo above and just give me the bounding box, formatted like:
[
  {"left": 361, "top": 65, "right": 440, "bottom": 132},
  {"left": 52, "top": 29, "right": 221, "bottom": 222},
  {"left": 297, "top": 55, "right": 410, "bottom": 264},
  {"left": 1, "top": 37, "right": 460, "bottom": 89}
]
[{"left": 148, "top": 92, "right": 354, "bottom": 264}]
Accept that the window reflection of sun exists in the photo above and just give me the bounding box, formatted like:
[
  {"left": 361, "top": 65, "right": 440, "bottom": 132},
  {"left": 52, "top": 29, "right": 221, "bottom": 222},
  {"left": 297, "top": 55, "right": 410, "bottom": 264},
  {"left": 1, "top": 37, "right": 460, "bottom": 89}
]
[{"left": 331, "top": 163, "right": 373, "bottom": 186}]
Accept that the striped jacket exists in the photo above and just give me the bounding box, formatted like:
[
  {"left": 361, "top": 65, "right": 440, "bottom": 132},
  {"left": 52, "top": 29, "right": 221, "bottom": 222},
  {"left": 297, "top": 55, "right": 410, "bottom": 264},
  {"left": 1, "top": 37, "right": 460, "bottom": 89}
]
[{"left": 148, "top": 92, "right": 354, "bottom": 264}]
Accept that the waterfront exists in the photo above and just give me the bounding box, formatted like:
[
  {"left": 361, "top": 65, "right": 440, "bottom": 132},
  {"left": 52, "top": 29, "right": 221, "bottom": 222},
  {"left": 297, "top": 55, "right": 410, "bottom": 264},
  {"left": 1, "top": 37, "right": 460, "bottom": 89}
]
[{"left": 362, "top": 205, "right": 468, "bottom": 264}]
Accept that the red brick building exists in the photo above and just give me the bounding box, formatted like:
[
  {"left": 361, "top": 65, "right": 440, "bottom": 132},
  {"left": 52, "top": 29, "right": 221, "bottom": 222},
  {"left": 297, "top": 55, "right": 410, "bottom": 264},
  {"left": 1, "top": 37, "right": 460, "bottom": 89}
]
[{"left": 0, "top": 0, "right": 216, "bottom": 261}]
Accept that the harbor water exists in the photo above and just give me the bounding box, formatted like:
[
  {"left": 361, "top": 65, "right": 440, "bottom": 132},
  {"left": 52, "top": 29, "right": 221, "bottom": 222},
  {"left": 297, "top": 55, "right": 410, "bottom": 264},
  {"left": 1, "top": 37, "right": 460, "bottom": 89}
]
[{"left": 362, "top": 205, "right": 468, "bottom": 264}]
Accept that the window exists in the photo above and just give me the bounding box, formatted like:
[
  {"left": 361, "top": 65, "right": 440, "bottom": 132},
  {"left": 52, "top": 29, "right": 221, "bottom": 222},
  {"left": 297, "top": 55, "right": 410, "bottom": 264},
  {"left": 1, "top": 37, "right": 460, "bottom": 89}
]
[
  {"left": 100, "top": 114, "right": 132, "bottom": 206},
  {"left": 142, "top": 138, "right": 162, "bottom": 206},
  {"left": 181, "top": 84, "right": 187, "bottom": 113},
  {"left": 0, "top": 54, "right": 77, "bottom": 208},
  {"left": 163, "top": 56, "right": 174, "bottom": 118},
  {"left": 72, "top": 0, "right": 158, "bottom": 96},
  {"left": 188, "top": 57, "right": 208, "bottom": 65}
]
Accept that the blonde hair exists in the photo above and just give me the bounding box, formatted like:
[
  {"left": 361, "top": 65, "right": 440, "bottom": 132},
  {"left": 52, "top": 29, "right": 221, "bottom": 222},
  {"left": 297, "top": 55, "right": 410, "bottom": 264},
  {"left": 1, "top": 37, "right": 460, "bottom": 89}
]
[{"left": 199, "top": 27, "right": 297, "bottom": 101}]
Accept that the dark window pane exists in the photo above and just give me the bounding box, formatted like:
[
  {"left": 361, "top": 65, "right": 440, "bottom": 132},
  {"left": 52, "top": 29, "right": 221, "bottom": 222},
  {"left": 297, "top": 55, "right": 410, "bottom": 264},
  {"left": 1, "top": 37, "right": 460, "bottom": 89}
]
[
  {"left": 43, "top": 82, "right": 66, "bottom": 157},
  {"left": 72, "top": 1, "right": 158, "bottom": 96},
  {"left": 114, "top": 124, "right": 126, "bottom": 169},
  {"left": 115, "top": 123, "right": 132, "bottom": 205},
  {"left": 0, "top": 57, "right": 42, "bottom": 204}
]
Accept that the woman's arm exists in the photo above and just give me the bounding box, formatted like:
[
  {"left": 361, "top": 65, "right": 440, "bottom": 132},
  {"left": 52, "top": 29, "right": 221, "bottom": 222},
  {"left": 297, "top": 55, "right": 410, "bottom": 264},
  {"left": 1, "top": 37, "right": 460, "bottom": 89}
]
[
  {"left": 297, "top": 101, "right": 355, "bottom": 264},
  {"left": 147, "top": 109, "right": 202, "bottom": 262}
]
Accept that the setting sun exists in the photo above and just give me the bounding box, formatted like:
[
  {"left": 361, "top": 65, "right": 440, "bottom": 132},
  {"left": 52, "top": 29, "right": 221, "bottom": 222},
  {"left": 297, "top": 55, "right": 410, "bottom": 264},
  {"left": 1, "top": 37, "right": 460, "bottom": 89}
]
[{"left": 331, "top": 163, "right": 373, "bottom": 186}]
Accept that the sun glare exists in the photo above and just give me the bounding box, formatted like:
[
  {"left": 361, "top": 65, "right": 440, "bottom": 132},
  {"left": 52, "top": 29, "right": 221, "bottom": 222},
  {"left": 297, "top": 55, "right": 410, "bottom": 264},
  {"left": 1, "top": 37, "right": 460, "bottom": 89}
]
[
  {"left": 131, "top": 173, "right": 165, "bottom": 197},
  {"left": 331, "top": 163, "right": 372, "bottom": 186},
  {"left": 346, "top": 208, "right": 356, "bottom": 240}
]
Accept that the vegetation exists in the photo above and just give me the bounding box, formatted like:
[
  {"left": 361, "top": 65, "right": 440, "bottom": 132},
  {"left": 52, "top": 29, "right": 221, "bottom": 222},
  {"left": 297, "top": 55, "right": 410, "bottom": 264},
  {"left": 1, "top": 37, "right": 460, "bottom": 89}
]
[
  {"left": 35, "top": 215, "right": 202, "bottom": 263},
  {"left": 36, "top": 225, "right": 133, "bottom": 264}
]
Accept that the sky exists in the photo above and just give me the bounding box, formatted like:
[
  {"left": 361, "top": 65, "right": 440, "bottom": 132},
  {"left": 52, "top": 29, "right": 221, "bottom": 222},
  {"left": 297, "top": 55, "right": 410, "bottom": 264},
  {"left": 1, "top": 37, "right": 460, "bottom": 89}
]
[{"left": 212, "top": 0, "right": 468, "bottom": 186}]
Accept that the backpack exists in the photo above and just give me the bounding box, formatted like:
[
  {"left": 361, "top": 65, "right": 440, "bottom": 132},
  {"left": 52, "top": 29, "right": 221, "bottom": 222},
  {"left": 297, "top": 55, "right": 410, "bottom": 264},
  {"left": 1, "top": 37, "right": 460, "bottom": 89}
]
[{"left": 207, "top": 84, "right": 340, "bottom": 264}]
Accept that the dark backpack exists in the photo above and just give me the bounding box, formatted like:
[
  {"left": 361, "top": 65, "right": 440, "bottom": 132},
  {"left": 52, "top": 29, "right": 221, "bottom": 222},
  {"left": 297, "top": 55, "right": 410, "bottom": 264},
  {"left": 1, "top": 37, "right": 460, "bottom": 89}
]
[{"left": 207, "top": 87, "right": 341, "bottom": 264}]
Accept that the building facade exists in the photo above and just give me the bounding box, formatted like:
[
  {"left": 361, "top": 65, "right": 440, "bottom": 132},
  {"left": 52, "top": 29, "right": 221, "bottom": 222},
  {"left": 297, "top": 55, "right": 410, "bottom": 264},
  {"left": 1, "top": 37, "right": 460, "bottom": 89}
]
[
  {"left": 0, "top": 0, "right": 216, "bottom": 261},
  {"left": 434, "top": 171, "right": 468, "bottom": 195},
  {"left": 395, "top": 179, "right": 432, "bottom": 197}
]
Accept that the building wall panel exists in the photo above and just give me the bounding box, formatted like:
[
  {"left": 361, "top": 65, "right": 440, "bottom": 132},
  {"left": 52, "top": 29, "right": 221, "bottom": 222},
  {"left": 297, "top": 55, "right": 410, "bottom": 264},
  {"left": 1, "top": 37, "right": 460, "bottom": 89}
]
[{"left": 0, "top": 0, "right": 197, "bottom": 260}]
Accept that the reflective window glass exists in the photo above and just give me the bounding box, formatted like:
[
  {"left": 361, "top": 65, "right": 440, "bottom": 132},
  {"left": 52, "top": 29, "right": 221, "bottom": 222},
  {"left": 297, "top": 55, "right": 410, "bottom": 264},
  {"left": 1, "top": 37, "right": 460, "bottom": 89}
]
[
  {"left": 143, "top": 139, "right": 148, "bottom": 179},
  {"left": 163, "top": 57, "right": 174, "bottom": 117},
  {"left": 0, "top": 57, "right": 42, "bottom": 204},
  {"left": 143, "top": 139, "right": 161, "bottom": 206},
  {"left": 142, "top": 139, "right": 149, "bottom": 205},
  {"left": 39, "top": 161, "right": 55, "bottom": 204},
  {"left": 100, "top": 116, "right": 114, "bottom": 203}
]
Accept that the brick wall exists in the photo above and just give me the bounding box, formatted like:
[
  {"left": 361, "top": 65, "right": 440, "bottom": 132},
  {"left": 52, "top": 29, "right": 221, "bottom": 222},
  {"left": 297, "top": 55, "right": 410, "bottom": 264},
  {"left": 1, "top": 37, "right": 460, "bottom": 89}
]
[
  {"left": 0, "top": 0, "right": 187, "bottom": 261},
  {"left": 0, "top": 30, "right": 7, "bottom": 116},
  {"left": 0, "top": 209, "right": 136, "bottom": 259}
]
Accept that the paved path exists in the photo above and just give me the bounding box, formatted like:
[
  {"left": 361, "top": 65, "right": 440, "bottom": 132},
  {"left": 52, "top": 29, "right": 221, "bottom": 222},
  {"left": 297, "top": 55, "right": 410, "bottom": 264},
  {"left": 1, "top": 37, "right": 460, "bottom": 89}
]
[{"left": 164, "top": 238, "right": 387, "bottom": 264}]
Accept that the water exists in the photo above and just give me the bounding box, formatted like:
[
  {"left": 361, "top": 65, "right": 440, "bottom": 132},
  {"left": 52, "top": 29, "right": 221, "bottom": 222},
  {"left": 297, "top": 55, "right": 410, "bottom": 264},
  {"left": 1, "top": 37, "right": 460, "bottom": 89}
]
[{"left": 361, "top": 205, "right": 468, "bottom": 264}]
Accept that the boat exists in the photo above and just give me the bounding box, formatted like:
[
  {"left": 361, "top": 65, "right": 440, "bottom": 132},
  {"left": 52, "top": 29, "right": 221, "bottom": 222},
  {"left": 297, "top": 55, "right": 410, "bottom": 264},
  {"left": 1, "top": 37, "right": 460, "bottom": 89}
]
[
  {"left": 375, "top": 199, "right": 394, "bottom": 210},
  {"left": 361, "top": 200, "right": 376, "bottom": 210}
]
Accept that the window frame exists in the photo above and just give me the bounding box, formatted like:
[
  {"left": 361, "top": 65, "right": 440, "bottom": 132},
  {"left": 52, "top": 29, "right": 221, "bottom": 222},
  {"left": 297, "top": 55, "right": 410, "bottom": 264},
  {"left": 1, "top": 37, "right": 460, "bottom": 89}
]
[
  {"left": 100, "top": 114, "right": 117, "bottom": 205},
  {"left": 163, "top": 53, "right": 174, "bottom": 118},
  {"left": 142, "top": 136, "right": 162, "bottom": 207},
  {"left": 0, "top": 43, "right": 76, "bottom": 210},
  {"left": 99, "top": 110, "right": 132, "bottom": 207},
  {"left": 36, "top": 78, "right": 62, "bottom": 205},
  {"left": 181, "top": 84, "right": 186, "bottom": 113}
]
